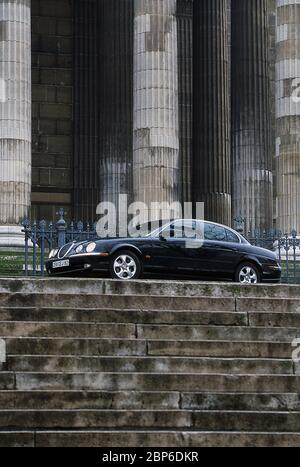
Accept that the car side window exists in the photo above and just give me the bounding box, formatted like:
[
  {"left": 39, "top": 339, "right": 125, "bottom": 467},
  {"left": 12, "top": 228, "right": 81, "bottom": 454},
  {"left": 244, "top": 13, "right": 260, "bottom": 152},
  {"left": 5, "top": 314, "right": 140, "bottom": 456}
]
[
  {"left": 164, "top": 221, "right": 197, "bottom": 239},
  {"left": 204, "top": 224, "right": 226, "bottom": 242},
  {"left": 226, "top": 229, "right": 240, "bottom": 244}
]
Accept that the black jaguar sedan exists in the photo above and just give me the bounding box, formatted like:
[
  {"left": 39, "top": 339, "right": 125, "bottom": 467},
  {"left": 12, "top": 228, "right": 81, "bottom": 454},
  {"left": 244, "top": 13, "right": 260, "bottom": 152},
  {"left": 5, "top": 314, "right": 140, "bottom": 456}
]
[{"left": 46, "top": 219, "right": 281, "bottom": 284}]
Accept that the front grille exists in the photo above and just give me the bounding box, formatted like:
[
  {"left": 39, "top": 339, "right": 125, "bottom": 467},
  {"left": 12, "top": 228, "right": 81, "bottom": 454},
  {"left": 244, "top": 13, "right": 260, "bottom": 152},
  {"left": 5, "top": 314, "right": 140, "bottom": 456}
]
[{"left": 58, "top": 243, "right": 74, "bottom": 259}]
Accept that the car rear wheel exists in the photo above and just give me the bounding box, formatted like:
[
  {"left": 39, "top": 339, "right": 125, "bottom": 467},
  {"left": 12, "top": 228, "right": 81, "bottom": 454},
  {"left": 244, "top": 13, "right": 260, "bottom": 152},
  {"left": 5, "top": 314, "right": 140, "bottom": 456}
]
[
  {"left": 109, "top": 250, "right": 142, "bottom": 280},
  {"left": 235, "top": 262, "right": 261, "bottom": 285}
]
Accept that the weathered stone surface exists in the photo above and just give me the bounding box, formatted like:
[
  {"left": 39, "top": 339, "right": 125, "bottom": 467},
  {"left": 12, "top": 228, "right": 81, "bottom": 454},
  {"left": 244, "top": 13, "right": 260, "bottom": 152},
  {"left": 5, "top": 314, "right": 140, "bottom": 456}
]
[
  {"left": 276, "top": 0, "right": 300, "bottom": 231},
  {"left": 35, "top": 431, "right": 300, "bottom": 448},
  {"left": 0, "top": 432, "right": 34, "bottom": 448},
  {"left": 0, "top": 278, "right": 299, "bottom": 446},
  {"left": 6, "top": 356, "right": 293, "bottom": 375},
  {"left": 1, "top": 277, "right": 299, "bottom": 299},
  {"left": 193, "top": 0, "right": 231, "bottom": 225},
  {"left": 0, "top": 0, "right": 31, "bottom": 238},
  {"left": 232, "top": 0, "right": 273, "bottom": 231},
  {"left": 15, "top": 373, "right": 300, "bottom": 392},
  {"left": 133, "top": 0, "right": 180, "bottom": 221}
]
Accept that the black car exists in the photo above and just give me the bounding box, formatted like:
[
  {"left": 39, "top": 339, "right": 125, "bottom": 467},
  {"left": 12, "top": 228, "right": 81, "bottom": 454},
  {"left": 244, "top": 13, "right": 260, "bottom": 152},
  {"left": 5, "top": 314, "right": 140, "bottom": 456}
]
[{"left": 46, "top": 219, "right": 281, "bottom": 284}]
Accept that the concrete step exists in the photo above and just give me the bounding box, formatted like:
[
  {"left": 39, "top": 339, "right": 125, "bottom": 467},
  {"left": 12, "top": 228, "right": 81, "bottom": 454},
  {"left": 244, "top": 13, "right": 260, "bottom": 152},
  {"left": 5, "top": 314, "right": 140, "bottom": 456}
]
[
  {"left": 33, "top": 430, "right": 300, "bottom": 448},
  {"left": 4, "top": 356, "right": 294, "bottom": 375},
  {"left": 0, "top": 307, "right": 247, "bottom": 326},
  {"left": 0, "top": 322, "right": 136, "bottom": 338},
  {"left": 0, "top": 293, "right": 236, "bottom": 311},
  {"left": 0, "top": 391, "right": 299, "bottom": 412},
  {"left": 4, "top": 337, "right": 293, "bottom": 358},
  {"left": 13, "top": 372, "right": 300, "bottom": 392},
  {"left": 1, "top": 409, "right": 300, "bottom": 431},
  {"left": 137, "top": 324, "right": 300, "bottom": 342}
]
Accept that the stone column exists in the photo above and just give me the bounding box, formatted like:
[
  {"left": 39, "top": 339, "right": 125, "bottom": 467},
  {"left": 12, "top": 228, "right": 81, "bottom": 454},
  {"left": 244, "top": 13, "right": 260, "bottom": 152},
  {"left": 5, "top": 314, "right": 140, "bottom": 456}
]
[
  {"left": 231, "top": 0, "right": 273, "bottom": 233},
  {"left": 276, "top": 0, "right": 300, "bottom": 232},
  {"left": 74, "top": 0, "right": 133, "bottom": 222},
  {"left": 177, "top": 0, "right": 193, "bottom": 204},
  {"left": 133, "top": 0, "right": 180, "bottom": 223},
  {"left": 0, "top": 0, "right": 31, "bottom": 247},
  {"left": 193, "top": 0, "right": 231, "bottom": 226}
]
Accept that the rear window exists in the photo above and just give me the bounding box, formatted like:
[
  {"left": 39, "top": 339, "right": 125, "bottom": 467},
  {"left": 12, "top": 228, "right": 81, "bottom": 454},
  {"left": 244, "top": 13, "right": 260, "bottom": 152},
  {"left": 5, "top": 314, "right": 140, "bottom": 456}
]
[{"left": 226, "top": 229, "right": 240, "bottom": 243}]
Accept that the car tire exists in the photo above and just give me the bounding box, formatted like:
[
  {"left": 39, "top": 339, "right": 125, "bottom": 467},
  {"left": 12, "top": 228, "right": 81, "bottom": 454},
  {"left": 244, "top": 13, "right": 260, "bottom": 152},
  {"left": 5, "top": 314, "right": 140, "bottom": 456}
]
[
  {"left": 109, "top": 250, "right": 142, "bottom": 280},
  {"left": 235, "top": 262, "right": 261, "bottom": 285}
]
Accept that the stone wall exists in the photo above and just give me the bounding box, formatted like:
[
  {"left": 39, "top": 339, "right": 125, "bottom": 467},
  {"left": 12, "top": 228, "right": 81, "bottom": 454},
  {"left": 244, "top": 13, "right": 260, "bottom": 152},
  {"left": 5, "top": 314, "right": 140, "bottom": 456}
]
[{"left": 31, "top": 0, "right": 73, "bottom": 220}]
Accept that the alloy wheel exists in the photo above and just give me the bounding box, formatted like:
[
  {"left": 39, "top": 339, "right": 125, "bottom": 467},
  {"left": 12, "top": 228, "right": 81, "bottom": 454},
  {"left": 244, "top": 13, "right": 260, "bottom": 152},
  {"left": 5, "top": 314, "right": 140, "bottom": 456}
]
[
  {"left": 239, "top": 266, "right": 258, "bottom": 284},
  {"left": 113, "top": 254, "right": 137, "bottom": 280}
]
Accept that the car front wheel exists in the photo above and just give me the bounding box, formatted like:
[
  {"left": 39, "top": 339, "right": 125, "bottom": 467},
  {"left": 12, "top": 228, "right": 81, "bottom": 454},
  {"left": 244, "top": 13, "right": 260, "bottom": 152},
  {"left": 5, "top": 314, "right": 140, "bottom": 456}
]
[
  {"left": 109, "top": 250, "right": 142, "bottom": 280},
  {"left": 235, "top": 262, "right": 261, "bottom": 285}
]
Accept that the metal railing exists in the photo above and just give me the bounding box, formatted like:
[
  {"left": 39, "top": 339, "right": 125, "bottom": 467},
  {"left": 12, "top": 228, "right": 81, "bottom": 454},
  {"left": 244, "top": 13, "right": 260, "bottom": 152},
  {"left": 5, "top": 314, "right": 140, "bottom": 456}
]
[
  {"left": 21, "top": 211, "right": 300, "bottom": 283},
  {"left": 22, "top": 209, "right": 97, "bottom": 276}
]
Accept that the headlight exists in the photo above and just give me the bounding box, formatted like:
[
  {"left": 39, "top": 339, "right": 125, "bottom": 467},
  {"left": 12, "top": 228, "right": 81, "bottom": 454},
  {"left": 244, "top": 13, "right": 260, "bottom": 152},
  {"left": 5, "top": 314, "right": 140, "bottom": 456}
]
[
  {"left": 49, "top": 249, "right": 58, "bottom": 259},
  {"left": 86, "top": 242, "right": 97, "bottom": 253},
  {"left": 75, "top": 244, "right": 84, "bottom": 254}
]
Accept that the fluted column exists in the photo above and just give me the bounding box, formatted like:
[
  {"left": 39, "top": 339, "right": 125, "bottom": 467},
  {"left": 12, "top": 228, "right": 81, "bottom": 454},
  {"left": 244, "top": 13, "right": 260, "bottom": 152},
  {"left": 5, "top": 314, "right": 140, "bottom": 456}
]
[
  {"left": 74, "top": 0, "right": 133, "bottom": 222},
  {"left": 276, "top": 0, "right": 300, "bottom": 232},
  {"left": 177, "top": 0, "right": 193, "bottom": 204},
  {"left": 193, "top": 0, "right": 231, "bottom": 226},
  {"left": 231, "top": 0, "right": 273, "bottom": 233},
  {"left": 0, "top": 0, "right": 31, "bottom": 247},
  {"left": 133, "top": 0, "right": 180, "bottom": 222}
]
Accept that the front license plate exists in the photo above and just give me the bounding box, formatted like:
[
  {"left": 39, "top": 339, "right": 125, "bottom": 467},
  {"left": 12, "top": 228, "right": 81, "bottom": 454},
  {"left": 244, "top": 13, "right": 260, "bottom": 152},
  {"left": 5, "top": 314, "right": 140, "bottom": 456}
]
[{"left": 53, "top": 260, "right": 70, "bottom": 269}]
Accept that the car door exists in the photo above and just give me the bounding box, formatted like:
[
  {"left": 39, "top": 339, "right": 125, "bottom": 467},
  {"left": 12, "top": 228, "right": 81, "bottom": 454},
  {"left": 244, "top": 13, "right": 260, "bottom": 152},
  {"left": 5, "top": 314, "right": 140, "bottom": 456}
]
[
  {"left": 200, "top": 223, "right": 243, "bottom": 278},
  {"left": 149, "top": 220, "right": 200, "bottom": 272}
]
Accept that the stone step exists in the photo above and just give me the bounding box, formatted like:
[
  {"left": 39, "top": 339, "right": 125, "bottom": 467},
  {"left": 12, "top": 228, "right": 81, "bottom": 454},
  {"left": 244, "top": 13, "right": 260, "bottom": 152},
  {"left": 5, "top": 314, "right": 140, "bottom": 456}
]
[
  {"left": 248, "top": 312, "right": 300, "bottom": 328},
  {"left": 1, "top": 429, "right": 299, "bottom": 448},
  {"left": 0, "top": 432, "right": 34, "bottom": 447},
  {"left": 0, "top": 293, "right": 236, "bottom": 311},
  {"left": 1, "top": 278, "right": 299, "bottom": 300},
  {"left": 1, "top": 409, "right": 300, "bottom": 431},
  {"left": 237, "top": 298, "right": 300, "bottom": 313},
  {"left": 1, "top": 322, "right": 299, "bottom": 341},
  {"left": 4, "top": 337, "right": 293, "bottom": 358},
  {"left": 2, "top": 307, "right": 300, "bottom": 329},
  {"left": 0, "top": 391, "right": 299, "bottom": 412},
  {"left": 33, "top": 430, "right": 300, "bottom": 448},
  {"left": 4, "top": 356, "right": 293, "bottom": 375},
  {"left": 13, "top": 372, "right": 300, "bottom": 392},
  {"left": 137, "top": 324, "right": 300, "bottom": 342},
  {"left": 0, "top": 391, "right": 180, "bottom": 410},
  {"left": 148, "top": 340, "right": 293, "bottom": 358},
  {"left": 181, "top": 392, "right": 300, "bottom": 411},
  {"left": 0, "top": 322, "right": 136, "bottom": 338},
  {"left": 0, "top": 307, "right": 247, "bottom": 326}
]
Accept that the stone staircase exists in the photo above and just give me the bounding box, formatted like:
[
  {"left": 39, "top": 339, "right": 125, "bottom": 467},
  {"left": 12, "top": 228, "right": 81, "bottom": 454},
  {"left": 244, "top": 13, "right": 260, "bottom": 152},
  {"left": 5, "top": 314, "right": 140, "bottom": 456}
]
[{"left": 0, "top": 278, "right": 299, "bottom": 447}]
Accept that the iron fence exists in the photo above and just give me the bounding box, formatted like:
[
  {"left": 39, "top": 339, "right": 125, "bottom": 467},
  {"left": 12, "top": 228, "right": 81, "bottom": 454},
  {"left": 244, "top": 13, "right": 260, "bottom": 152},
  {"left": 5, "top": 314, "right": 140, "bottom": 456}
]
[
  {"left": 22, "top": 209, "right": 97, "bottom": 276},
  {"left": 21, "top": 211, "right": 300, "bottom": 283}
]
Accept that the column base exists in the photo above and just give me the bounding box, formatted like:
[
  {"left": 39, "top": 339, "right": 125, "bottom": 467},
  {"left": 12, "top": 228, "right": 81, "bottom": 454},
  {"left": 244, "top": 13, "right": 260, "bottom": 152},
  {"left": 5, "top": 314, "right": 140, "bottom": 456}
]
[{"left": 0, "top": 226, "right": 26, "bottom": 250}]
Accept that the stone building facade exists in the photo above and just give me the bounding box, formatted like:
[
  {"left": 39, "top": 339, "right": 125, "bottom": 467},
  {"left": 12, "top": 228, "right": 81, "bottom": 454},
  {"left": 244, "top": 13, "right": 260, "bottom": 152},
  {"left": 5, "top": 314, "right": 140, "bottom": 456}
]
[{"left": 0, "top": 0, "right": 299, "bottom": 246}]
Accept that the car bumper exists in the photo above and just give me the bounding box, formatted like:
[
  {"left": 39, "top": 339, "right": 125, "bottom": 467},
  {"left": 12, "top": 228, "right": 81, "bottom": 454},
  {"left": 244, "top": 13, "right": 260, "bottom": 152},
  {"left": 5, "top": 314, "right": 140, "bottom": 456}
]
[
  {"left": 261, "top": 264, "right": 282, "bottom": 283},
  {"left": 46, "top": 253, "right": 109, "bottom": 275}
]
